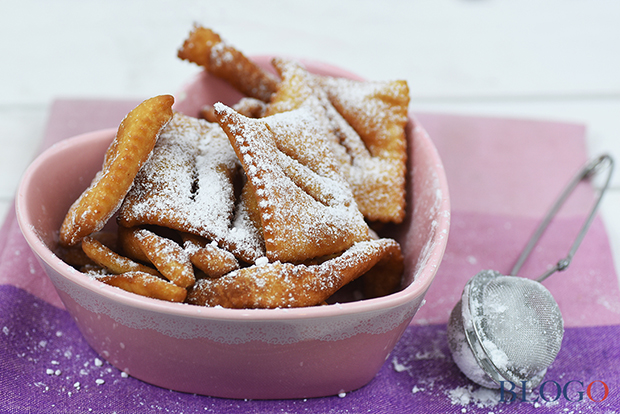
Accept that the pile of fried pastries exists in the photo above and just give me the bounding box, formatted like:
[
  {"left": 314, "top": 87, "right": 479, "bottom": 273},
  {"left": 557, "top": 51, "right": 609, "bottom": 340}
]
[{"left": 57, "top": 26, "right": 411, "bottom": 309}]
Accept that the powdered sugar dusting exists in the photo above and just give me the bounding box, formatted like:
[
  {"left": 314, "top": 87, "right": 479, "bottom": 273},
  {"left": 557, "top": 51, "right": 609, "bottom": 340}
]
[
  {"left": 213, "top": 102, "right": 369, "bottom": 263},
  {"left": 119, "top": 112, "right": 264, "bottom": 262},
  {"left": 315, "top": 75, "right": 409, "bottom": 151},
  {"left": 187, "top": 238, "right": 401, "bottom": 309}
]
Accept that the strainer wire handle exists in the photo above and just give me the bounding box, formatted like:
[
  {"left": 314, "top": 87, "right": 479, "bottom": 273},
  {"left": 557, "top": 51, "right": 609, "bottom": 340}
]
[{"left": 510, "top": 154, "right": 614, "bottom": 282}]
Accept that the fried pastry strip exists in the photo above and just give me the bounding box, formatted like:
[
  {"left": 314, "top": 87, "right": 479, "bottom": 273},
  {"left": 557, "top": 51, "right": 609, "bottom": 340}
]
[
  {"left": 178, "top": 25, "right": 279, "bottom": 102},
  {"left": 181, "top": 233, "right": 240, "bottom": 278},
  {"left": 117, "top": 225, "right": 150, "bottom": 263},
  {"left": 59, "top": 95, "right": 174, "bottom": 246},
  {"left": 186, "top": 238, "right": 402, "bottom": 308},
  {"left": 81, "top": 236, "right": 161, "bottom": 277},
  {"left": 131, "top": 228, "right": 195, "bottom": 289},
  {"left": 95, "top": 271, "right": 187, "bottom": 302},
  {"left": 58, "top": 231, "right": 118, "bottom": 268}
]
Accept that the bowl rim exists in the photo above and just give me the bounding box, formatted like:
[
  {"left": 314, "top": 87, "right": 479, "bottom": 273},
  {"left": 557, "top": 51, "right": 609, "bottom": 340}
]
[{"left": 16, "top": 65, "right": 450, "bottom": 323}]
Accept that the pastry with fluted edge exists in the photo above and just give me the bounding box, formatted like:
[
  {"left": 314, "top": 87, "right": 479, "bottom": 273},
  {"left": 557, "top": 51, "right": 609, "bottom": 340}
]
[
  {"left": 213, "top": 101, "right": 370, "bottom": 263},
  {"left": 94, "top": 271, "right": 188, "bottom": 303},
  {"left": 59, "top": 95, "right": 174, "bottom": 246},
  {"left": 187, "top": 238, "right": 403, "bottom": 308}
]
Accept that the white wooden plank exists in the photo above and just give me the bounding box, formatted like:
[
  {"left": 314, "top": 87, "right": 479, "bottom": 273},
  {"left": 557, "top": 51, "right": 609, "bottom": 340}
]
[{"left": 1, "top": 1, "right": 620, "bottom": 105}]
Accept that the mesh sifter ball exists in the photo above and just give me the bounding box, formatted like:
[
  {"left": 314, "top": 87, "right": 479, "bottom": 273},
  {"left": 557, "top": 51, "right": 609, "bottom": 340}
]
[
  {"left": 453, "top": 270, "right": 564, "bottom": 389},
  {"left": 448, "top": 154, "right": 614, "bottom": 390}
]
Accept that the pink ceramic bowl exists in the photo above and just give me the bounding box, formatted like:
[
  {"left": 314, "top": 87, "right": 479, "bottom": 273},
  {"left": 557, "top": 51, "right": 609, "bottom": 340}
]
[{"left": 16, "top": 58, "right": 450, "bottom": 399}]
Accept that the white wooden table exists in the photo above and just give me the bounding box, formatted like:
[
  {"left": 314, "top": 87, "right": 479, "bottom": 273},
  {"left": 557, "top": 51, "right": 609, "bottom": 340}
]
[{"left": 2, "top": 0, "right": 619, "bottom": 271}]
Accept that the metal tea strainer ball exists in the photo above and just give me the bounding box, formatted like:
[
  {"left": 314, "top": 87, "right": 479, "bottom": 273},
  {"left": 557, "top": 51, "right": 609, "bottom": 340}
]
[{"left": 448, "top": 154, "right": 614, "bottom": 390}]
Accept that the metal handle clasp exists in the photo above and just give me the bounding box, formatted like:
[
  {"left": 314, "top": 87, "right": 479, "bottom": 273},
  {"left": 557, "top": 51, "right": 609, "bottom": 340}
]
[{"left": 510, "top": 154, "right": 615, "bottom": 282}]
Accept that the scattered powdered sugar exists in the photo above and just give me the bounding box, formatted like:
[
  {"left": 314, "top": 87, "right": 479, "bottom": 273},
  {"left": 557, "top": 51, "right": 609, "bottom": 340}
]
[
  {"left": 4, "top": 302, "right": 132, "bottom": 409},
  {"left": 390, "top": 326, "right": 512, "bottom": 411},
  {"left": 466, "top": 255, "right": 478, "bottom": 265},
  {"left": 415, "top": 346, "right": 446, "bottom": 361},
  {"left": 448, "top": 385, "right": 502, "bottom": 408},
  {"left": 392, "top": 356, "right": 411, "bottom": 373},
  {"left": 210, "top": 41, "right": 233, "bottom": 63},
  {"left": 411, "top": 385, "right": 424, "bottom": 394}
]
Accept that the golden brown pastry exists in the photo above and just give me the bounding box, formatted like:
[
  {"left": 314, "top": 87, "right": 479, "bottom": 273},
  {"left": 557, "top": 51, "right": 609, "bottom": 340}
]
[
  {"left": 118, "top": 112, "right": 265, "bottom": 263},
  {"left": 213, "top": 102, "right": 370, "bottom": 263},
  {"left": 315, "top": 74, "right": 409, "bottom": 223},
  {"left": 59, "top": 95, "right": 174, "bottom": 246},
  {"left": 130, "top": 228, "right": 195, "bottom": 289},
  {"left": 95, "top": 271, "right": 188, "bottom": 303},
  {"left": 178, "top": 25, "right": 279, "bottom": 102},
  {"left": 56, "top": 26, "right": 411, "bottom": 308},
  {"left": 269, "top": 59, "right": 408, "bottom": 223},
  {"left": 81, "top": 236, "right": 161, "bottom": 277},
  {"left": 186, "top": 238, "right": 403, "bottom": 308},
  {"left": 181, "top": 232, "right": 240, "bottom": 278}
]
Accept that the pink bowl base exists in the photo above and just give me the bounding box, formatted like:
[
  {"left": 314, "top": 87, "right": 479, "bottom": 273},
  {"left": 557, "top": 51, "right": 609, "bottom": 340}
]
[{"left": 51, "top": 268, "right": 417, "bottom": 399}]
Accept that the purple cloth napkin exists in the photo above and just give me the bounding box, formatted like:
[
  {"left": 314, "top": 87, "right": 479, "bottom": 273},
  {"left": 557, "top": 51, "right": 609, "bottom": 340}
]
[{"left": 1, "top": 100, "right": 620, "bottom": 413}]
